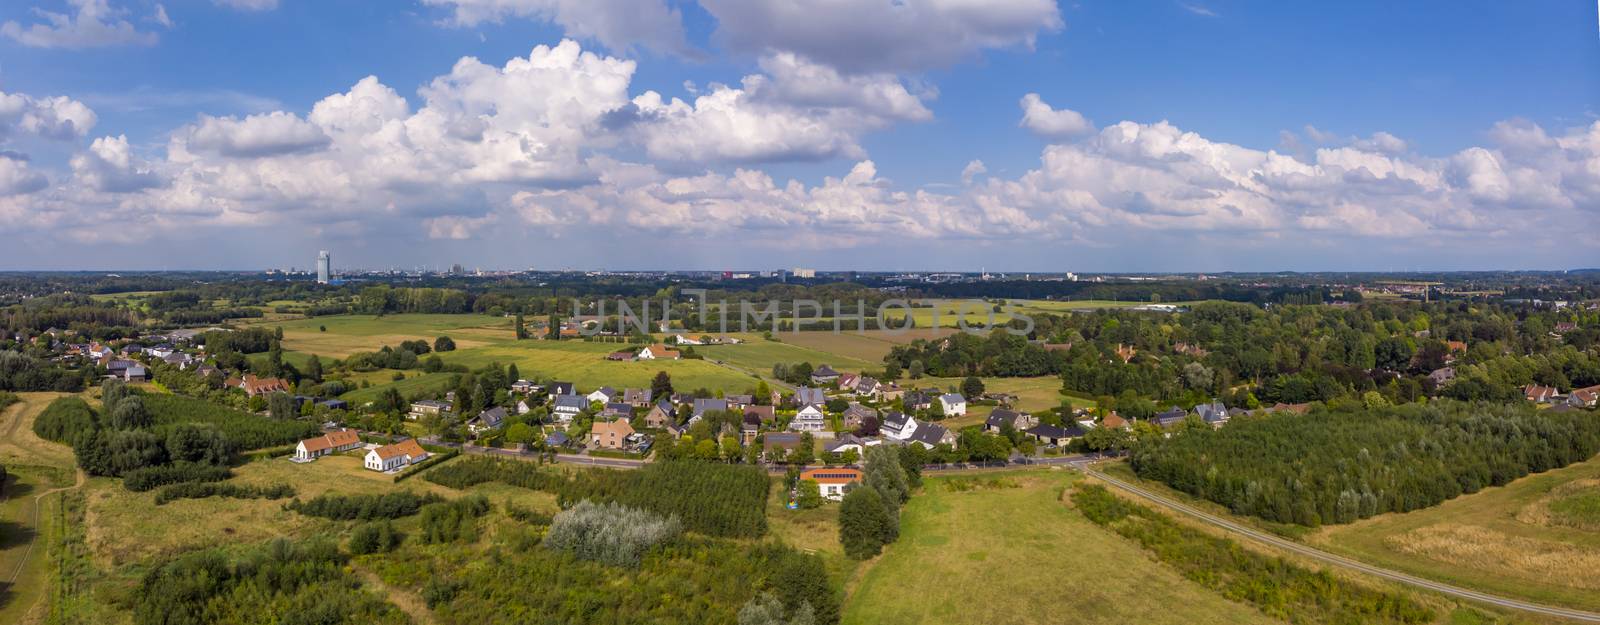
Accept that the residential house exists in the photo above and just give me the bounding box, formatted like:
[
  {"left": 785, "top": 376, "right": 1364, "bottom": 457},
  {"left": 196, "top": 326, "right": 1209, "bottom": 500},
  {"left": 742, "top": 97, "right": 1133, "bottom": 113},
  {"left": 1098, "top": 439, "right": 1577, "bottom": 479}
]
[
  {"left": 237, "top": 374, "right": 291, "bottom": 397},
  {"left": 468, "top": 407, "right": 507, "bottom": 434},
  {"left": 1152, "top": 407, "right": 1189, "bottom": 428},
  {"left": 673, "top": 334, "right": 705, "bottom": 345},
  {"left": 763, "top": 432, "right": 805, "bottom": 462},
  {"left": 1566, "top": 385, "right": 1598, "bottom": 408},
  {"left": 743, "top": 405, "right": 776, "bottom": 425},
  {"left": 510, "top": 379, "right": 539, "bottom": 394},
  {"left": 853, "top": 376, "right": 881, "bottom": 398},
  {"left": 122, "top": 365, "right": 149, "bottom": 382},
  {"left": 293, "top": 429, "right": 362, "bottom": 461},
  {"left": 1524, "top": 384, "right": 1560, "bottom": 404},
  {"left": 1428, "top": 367, "right": 1456, "bottom": 386},
  {"left": 195, "top": 363, "right": 220, "bottom": 379},
  {"left": 1446, "top": 340, "right": 1469, "bottom": 354},
  {"left": 1554, "top": 321, "right": 1578, "bottom": 334},
  {"left": 938, "top": 393, "right": 967, "bottom": 416},
  {"left": 907, "top": 423, "right": 955, "bottom": 450},
  {"left": 824, "top": 434, "right": 876, "bottom": 456},
  {"left": 881, "top": 411, "right": 918, "bottom": 441},
  {"left": 587, "top": 386, "right": 619, "bottom": 404},
  {"left": 724, "top": 394, "right": 754, "bottom": 410},
  {"left": 985, "top": 408, "right": 1036, "bottom": 433},
  {"left": 810, "top": 364, "right": 841, "bottom": 385},
  {"left": 409, "top": 399, "right": 452, "bottom": 420},
  {"left": 1102, "top": 411, "right": 1130, "bottom": 430},
  {"left": 637, "top": 344, "right": 681, "bottom": 360},
  {"left": 903, "top": 390, "right": 933, "bottom": 412},
  {"left": 590, "top": 420, "right": 636, "bottom": 450},
  {"left": 741, "top": 412, "right": 762, "bottom": 445},
  {"left": 606, "top": 350, "right": 637, "bottom": 361},
  {"left": 162, "top": 352, "right": 193, "bottom": 368},
  {"left": 1026, "top": 423, "right": 1086, "bottom": 446},
  {"left": 550, "top": 381, "right": 576, "bottom": 396},
  {"left": 317, "top": 399, "right": 348, "bottom": 411},
  {"left": 1194, "top": 401, "right": 1230, "bottom": 427},
  {"left": 1115, "top": 344, "right": 1137, "bottom": 363},
  {"left": 623, "top": 388, "right": 653, "bottom": 407},
  {"left": 515, "top": 399, "right": 532, "bottom": 415},
  {"left": 791, "top": 404, "right": 827, "bottom": 432},
  {"left": 365, "top": 439, "right": 429, "bottom": 472},
  {"left": 876, "top": 382, "right": 903, "bottom": 402},
  {"left": 601, "top": 403, "right": 633, "bottom": 419},
  {"left": 800, "top": 468, "right": 862, "bottom": 500},
  {"left": 644, "top": 400, "right": 677, "bottom": 429},
  {"left": 692, "top": 398, "right": 729, "bottom": 423},
  {"left": 793, "top": 387, "right": 827, "bottom": 407},
  {"left": 841, "top": 404, "right": 877, "bottom": 430},
  {"left": 552, "top": 395, "right": 588, "bottom": 423},
  {"left": 545, "top": 431, "right": 572, "bottom": 448},
  {"left": 836, "top": 373, "right": 859, "bottom": 391}
]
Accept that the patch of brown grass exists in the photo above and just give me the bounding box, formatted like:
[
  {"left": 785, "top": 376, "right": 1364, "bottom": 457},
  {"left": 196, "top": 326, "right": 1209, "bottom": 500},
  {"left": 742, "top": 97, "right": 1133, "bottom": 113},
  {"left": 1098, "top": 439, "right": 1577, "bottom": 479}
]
[{"left": 1384, "top": 525, "right": 1600, "bottom": 591}]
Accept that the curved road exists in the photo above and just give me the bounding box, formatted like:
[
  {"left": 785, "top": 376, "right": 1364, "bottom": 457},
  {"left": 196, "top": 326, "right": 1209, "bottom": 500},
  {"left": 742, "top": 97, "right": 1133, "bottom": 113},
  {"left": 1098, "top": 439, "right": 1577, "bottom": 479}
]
[{"left": 1075, "top": 462, "right": 1600, "bottom": 623}]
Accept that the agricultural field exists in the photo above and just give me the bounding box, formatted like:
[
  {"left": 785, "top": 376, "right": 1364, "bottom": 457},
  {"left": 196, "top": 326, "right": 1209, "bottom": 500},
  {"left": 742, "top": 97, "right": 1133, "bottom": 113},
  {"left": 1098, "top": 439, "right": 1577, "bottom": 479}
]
[
  {"left": 261, "top": 313, "right": 515, "bottom": 357},
  {"left": 698, "top": 338, "right": 880, "bottom": 377},
  {"left": 842, "top": 469, "right": 1280, "bottom": 625},
  {"left": 1307, "top": 459, "right": 1600, "bottom": 613}
]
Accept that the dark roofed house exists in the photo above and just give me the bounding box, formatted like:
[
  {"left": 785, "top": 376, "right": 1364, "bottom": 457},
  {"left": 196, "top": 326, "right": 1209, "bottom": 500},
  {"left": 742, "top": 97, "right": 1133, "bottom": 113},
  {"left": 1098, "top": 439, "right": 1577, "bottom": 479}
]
[
  {"left": 601, "top": 402, "right": 633, "bottom": 419},
  {"left": 725, "top": 394, "right": 754, "bottom": 409},
  {"left": 908, "top": 422, "right": 955, "bottom": 449},
  {"left": 841, "top": 403, "right": 877, "bottom": 430},
  {"left": 985, "top": 408, "right": 1036, "bottom": 433},
  {"left": 903, "top": 390, "right": 933, "bottom": 412},
  {"left": 1194, "top": 401, "right": 1230, "bottom": 427},
  {"left": 469, "top": 406, "right": 507, "bottom": 433},
  {"left": 743, "top": 405, "right": 776, "bottom": 424},
  {"left": 545, "top": 431, "right": 572, "bottom": 448},
  {"left": 810, "top": 364, "right": 841, "bottom": 385},
  {"left": 623, "top": 388, "right": 653, "bottom": 407},
  {"left": 1026, "top": 423, "right": 1085, "bottom": 446},
  {"left": 763, "top": 433, "right": 805, "bottom": 461},
  {"left": 550, "top": 381, "right": 576, "bottom": 396},
  {"left": 552, "top": 395, "right": 588, "bottom": 422},
  {"left": 793, "top": 387, "right": 826, "bottom": 407},
  {"left": 645, "top": 400, "right": 677, "bottom": 429},
  {"left": 317, "top": 399, "right": 348, "bottom": 411},
  {"left": 1152, "top": 407, "right": 1189, "bottom": 428},
  {"left": 692, "top": 398, "right": 729, "bottom": 421},
  {"left": 1428, "top": 367, "right": 1455, "bottom": 386}
]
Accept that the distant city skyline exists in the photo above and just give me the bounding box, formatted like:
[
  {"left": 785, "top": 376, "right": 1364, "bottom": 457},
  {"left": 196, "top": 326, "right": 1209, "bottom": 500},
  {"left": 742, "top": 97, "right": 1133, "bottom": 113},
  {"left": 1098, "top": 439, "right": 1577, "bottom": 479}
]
[{"left": 0, "top": 2, "right": 1595, "bottom": 271}]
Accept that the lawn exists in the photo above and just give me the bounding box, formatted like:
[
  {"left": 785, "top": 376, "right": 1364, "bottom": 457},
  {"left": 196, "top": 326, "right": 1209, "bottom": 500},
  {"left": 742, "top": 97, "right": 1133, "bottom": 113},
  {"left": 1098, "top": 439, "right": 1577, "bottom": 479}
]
[
  {"left": 1306, "top": 458, "right": 1600, "bottom": 613},
  {"left": 698, "top": 339, "right": 879, "bottom": 378},
  {"left": 841, "top": 469, "right": 1280, "bottom": 625}
]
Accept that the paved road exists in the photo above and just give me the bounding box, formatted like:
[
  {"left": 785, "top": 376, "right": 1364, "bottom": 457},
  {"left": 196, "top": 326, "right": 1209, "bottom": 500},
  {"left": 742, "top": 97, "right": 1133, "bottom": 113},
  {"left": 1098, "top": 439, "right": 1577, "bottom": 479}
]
[{"left": 1075, "top": 462, "right": 1600, "bottom": 623}]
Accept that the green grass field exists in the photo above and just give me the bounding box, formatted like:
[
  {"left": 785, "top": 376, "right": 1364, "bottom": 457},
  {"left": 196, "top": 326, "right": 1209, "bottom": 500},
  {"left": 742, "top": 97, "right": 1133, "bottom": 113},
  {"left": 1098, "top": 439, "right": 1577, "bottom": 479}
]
[
  {"left": 841, "top": 469, "right": 1279, "bottom": 625},
  {"left": 261, "top": 313, "right": 515, "bottom": 358},
  {"left": 1306, "top": 459, "right": 1600, "bottom": 612}
]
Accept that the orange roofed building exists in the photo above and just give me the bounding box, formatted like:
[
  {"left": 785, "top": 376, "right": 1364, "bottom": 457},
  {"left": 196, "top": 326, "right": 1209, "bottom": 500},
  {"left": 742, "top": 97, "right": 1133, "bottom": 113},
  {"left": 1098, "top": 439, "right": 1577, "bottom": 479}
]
[
  {"left": 365, "top": 439, "right": 429, "bottom": 472},
  {"left": 800, "top": 468, "right": 862, "bottom": 501},
  {"left": 294, "top": 429, "right": 362, "bottom": 461}
]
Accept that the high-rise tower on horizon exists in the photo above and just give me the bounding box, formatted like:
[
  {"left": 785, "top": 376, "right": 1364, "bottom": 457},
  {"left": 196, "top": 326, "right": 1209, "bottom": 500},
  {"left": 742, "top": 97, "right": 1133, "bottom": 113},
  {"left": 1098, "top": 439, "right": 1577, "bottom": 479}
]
[{"left": 316, "top": 251, "right": 331, "bottom": 284}]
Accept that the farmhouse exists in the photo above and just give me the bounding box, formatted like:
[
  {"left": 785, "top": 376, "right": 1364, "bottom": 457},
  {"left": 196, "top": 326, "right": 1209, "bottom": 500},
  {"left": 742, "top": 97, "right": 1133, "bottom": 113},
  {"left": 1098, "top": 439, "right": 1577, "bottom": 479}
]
[
  {"left": 365, "top": 439, "right": 429, "bottom": 472},
  {"left": 293, "top": 428, "right": 362, "bottom": 461},
  {"left": 237, "top": 374, "right": 291, "bottom": 397},
  {"left": 637, "top": 344, "right": 681, "bottom": 360},
  {"left": 1568, "top": 385, "right": 1600, "bottom": 408},
  {"left": 800, "top": 468, "right": 862, "bottom": 500}
]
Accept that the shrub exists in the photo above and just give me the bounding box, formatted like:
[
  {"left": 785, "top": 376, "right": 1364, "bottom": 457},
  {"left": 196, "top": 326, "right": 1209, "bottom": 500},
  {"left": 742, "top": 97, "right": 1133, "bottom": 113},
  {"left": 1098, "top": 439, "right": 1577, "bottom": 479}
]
[
  {"left": 287, "top": 491, "right": 443, "bottom": 521},
  {"left": 348, "top": 520, "right": 401, "bottom": 555},
  {"left": 838, "top": 487, "right": 892, "bottom": 560},
  {"left": 544, "top": 500, "right": 682, "bottom": 567},
  {"left": 33, "top": 396, "right": 99, "bottom": 446},
  {"left": 154, "top": 481, "right": 294, "bottom": 505},
  {"left": 417, "top": 495, "right": 491, "bottom": 544},
  {"left": 124, "top": 463, "right": 233, "bottom": 492}
]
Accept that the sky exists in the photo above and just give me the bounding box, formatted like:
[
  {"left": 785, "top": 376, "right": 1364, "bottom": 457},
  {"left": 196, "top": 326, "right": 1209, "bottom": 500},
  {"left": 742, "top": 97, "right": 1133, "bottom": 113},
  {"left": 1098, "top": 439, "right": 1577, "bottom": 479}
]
[{"left": 0, "top": 0, "right": 1596, "bottom": 272}]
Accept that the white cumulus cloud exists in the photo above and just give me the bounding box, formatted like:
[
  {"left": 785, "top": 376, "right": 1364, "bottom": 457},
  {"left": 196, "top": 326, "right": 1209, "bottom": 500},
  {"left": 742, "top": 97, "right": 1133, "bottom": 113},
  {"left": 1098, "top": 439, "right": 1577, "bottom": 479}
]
[
  {"left": 1, "top": 0, "right": 159, "bottom": 49},
  {"left": 1019, "top": 93, "right": 1093, "bottom": 139}
]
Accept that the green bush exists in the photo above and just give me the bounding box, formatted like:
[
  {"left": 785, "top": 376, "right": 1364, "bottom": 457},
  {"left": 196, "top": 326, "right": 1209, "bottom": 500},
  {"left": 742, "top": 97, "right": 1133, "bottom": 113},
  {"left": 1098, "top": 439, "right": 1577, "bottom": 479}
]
[
  {"left": 348, "top": 520, "right": 402, "bottom": 555},
  {"left": 288, "top": 491, "right": 443, "bottom": 521},
  {"left": 154, "top": 481, "right": 294, "bottom": 505},
  {"left": 124, "top": 463, "right": 232, "bottom": 492}
]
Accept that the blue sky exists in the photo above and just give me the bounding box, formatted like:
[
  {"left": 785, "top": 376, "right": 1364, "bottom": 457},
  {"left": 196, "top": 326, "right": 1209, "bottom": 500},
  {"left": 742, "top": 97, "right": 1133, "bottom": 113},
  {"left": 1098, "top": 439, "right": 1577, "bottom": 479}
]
[{"left": 0, "top": 0, "right": 1595, "bottom": 272}]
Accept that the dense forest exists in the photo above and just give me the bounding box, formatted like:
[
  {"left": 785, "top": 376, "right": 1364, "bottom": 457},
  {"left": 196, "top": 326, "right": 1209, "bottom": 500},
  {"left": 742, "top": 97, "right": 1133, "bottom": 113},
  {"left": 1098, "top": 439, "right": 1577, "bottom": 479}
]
[{"left": 1129, "top": 401, "right": 1600, "bottom": 525}]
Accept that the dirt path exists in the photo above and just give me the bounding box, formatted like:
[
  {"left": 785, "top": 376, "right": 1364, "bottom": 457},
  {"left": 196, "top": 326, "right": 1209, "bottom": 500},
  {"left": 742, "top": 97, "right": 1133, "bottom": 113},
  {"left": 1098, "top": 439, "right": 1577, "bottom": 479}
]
[
  {"left": 353, "top": 565, "right": 438, "bottom": 625},
  {"left": 3, "top": 469, "right": 84, "bottom": 586}
]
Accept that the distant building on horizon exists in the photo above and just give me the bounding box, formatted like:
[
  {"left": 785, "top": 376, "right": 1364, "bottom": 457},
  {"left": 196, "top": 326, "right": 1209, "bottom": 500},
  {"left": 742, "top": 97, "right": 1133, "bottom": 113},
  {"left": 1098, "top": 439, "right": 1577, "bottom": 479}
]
[{"left": 316, "top": 250, "right": 331, "bottom": 284}]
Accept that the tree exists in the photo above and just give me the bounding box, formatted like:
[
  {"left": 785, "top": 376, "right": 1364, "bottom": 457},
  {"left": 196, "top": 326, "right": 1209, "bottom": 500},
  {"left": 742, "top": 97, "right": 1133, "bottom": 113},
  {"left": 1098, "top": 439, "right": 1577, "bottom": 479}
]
[
  {"left": 961, "top": 376, "right": 985, "bottom": 398},
  {"left": 296, "top": 354, "right": 320, "bottom": 383},
  {"left": 504, "top": 423, "right": 535, "bottom": 446},
  {"left": 883, "top": 360, "right": 901, "bottom": 380},
  {"left": 507, "top": 363, "right": 520, "bottom": 383},
  {"left": 109, "top": 395, "right": 151, "bottom": 429},
  {"left": 514, "top": 313, "right": 528, "bottom": 340},
  {"left": 839, "top": 487, "right": 892, "bottom": 560},
  {"left": 434, "top": 336, "right": 456, "bottom": 352},
  {"left": 908, "top": 360, "right": 925, "bottom": 379},
  {"left": 267, "top": 392, "right": 295, "bottom": 420},
  {"left": 651, "top": 371, "right": 674, "bottom": 399},
  {"left": 101, "top": 378, "right": 128, "bottom": 414},
  {"left": 796, "top": 479, "right": 824, "bottom": 509}
]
